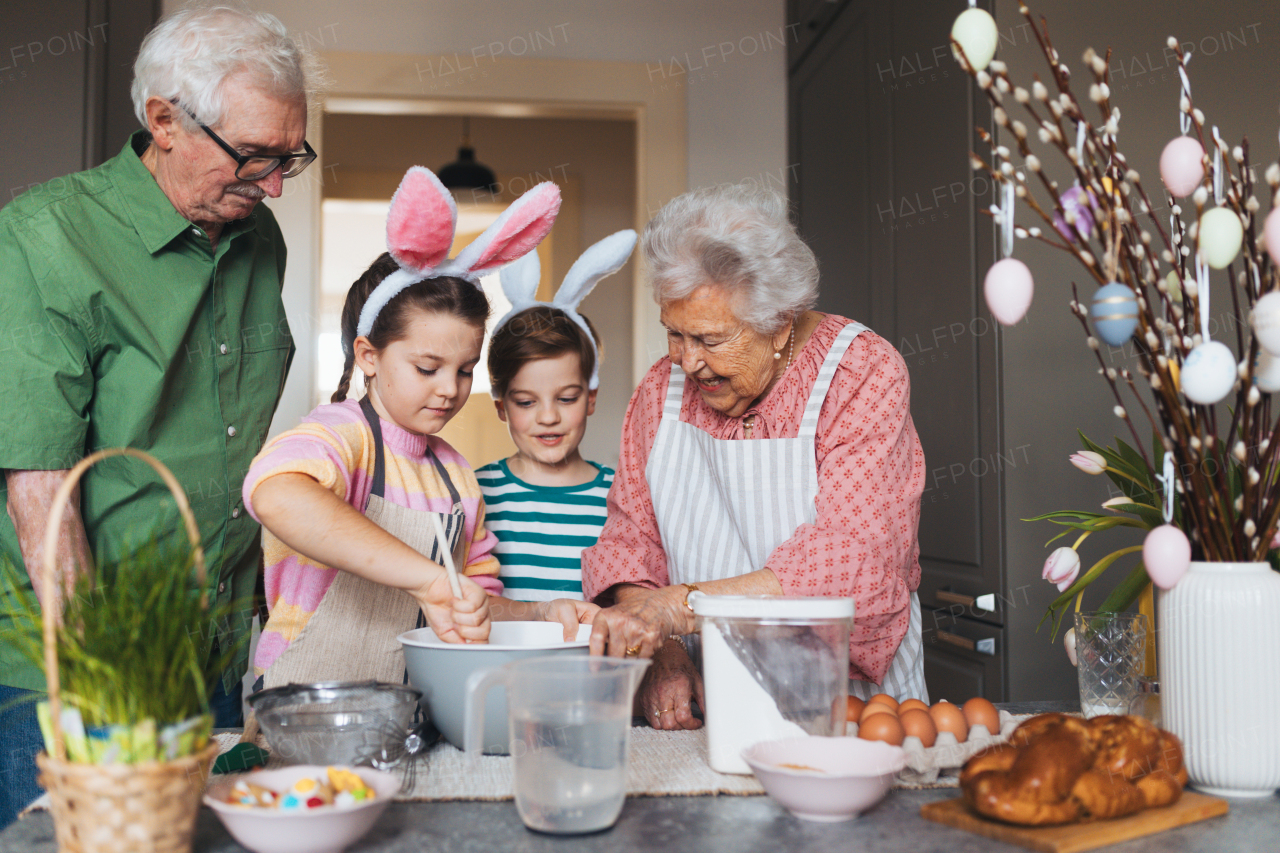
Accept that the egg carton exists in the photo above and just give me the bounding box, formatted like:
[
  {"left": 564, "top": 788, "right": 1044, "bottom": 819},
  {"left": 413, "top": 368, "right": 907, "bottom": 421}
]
[{"left": 845, "top": 710, "right": 1024, "bottom": 786}]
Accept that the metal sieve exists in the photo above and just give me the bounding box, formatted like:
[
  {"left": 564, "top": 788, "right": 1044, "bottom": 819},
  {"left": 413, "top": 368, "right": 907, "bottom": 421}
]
[{"left": 247, "top": 681, "right": 433, "bottom": 785}]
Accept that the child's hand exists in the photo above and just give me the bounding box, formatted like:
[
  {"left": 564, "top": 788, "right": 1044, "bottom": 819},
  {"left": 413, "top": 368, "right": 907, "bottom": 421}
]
[
  {"left": 537, "top": 598, "right": 601, "bottom": 642},
  {"left": 419, "top": 573, "right": 491, "bottom": 644}
]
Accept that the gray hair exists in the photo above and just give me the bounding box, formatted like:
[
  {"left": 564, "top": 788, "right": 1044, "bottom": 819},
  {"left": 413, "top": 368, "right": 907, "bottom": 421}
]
[
  {"left": 131, "top": 4, "right": 321, "bottom": 131},
  {"left": 642, "top": 183, "right": 819, "bottom": 334}
]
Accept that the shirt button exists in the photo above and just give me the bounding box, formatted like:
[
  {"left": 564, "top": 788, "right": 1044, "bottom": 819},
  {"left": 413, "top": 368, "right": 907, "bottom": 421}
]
[
  {"left": 219, "top": 343, "right": 229, "bottom": 355},
  {"left": 218, "top": 582, "right": 226, "bottom": 593},
  {"left": 227, "top": 426, "right": 237, "bottom": 437},
  {"left": 231, "top": 506, "right": 241, "bottom": 519}
]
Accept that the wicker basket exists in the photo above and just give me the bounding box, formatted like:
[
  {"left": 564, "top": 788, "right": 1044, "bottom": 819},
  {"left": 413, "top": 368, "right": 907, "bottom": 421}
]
[{"left": 34, "top": 448, "right": 216, "bottom": 853}]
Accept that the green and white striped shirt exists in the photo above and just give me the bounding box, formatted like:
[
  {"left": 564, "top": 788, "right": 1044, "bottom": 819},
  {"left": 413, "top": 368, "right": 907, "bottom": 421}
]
[{"left": 475, "top": 459, "right": 614, "bottom": 601}]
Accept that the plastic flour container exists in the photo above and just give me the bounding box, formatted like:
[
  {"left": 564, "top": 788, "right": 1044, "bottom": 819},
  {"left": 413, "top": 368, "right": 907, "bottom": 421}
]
[{"left": 691, "top": 595, "right": 854, "bottom": 774}]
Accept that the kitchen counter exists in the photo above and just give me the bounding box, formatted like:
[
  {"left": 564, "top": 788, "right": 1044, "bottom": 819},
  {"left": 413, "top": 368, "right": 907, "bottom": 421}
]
[
  {"left": 4, "top": 784, "right": 1275, "bottom": 853},
  {"left": 4, "top": 701, "right": 1275, "bottom": 853}
]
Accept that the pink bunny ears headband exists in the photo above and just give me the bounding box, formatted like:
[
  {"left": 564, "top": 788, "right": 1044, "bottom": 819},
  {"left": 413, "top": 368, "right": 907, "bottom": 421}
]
[
  {"left": 347, "top": 166, "right": 562, "bottom": 354},
  {"left": 490, "top": 229, "right": 637, "bottom": 393}
]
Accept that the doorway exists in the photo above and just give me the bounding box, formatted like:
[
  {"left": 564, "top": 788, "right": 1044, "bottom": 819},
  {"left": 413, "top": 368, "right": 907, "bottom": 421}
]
[{"left": 318, "top": 109, "right": 637, "bottom": 469}]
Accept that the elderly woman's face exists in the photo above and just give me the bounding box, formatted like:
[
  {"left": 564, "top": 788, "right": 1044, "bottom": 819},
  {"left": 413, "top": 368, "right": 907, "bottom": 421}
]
[{"left": 661, "top": 285, "right": 786, "bottom": 418}]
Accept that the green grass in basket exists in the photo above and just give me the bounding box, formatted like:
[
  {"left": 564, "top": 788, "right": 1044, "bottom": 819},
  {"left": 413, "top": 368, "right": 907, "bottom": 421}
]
[{"left": 1, "top": 528, "right": 243, "bottom": 730}]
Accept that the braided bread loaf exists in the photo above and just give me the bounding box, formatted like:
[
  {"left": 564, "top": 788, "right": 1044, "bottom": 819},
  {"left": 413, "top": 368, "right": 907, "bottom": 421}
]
[{"left": 959, "top": 713, "right": 1187, "bottom": 826}]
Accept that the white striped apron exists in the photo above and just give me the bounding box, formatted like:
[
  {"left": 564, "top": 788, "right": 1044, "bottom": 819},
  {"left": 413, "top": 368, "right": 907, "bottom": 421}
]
[{"left": 646, "top": 321, "right": 926, "bottom": 702}]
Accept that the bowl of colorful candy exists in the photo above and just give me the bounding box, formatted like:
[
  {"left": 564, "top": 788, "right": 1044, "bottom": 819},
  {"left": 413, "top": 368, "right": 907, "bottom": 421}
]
[{"left": 204, "top": 765, "right": 400, "bottom": 853}]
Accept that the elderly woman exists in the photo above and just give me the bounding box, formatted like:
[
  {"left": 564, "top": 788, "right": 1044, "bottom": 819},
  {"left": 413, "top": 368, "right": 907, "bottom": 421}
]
[{"left": 583, "top": 185, "right": 927, "bottom": 730}]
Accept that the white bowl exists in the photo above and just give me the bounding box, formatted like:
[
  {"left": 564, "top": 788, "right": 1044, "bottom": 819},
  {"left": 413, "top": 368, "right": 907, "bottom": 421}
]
[
  {"left": 204, "top": 765, "right": 400, "bottom": 853},
  {"left": 741, "top": 736, "right": 906, "bottom": 822},
  {"left": 398, "top": 621, "right": 591, "bottom": 753}
]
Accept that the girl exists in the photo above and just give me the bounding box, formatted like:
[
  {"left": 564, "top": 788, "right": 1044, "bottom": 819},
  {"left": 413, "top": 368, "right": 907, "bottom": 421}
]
[
  {"left": 243, "top": 168, "right": 595, "bottom": 688},
  {"left": 475, "top": 231, "right": 636, "bottom": 602}
]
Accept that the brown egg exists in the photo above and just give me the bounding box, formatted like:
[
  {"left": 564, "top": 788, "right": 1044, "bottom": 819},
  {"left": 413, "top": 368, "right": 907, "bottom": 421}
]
[
  {"left": 930, "top": 700, "right": 968, "bottom": 743},
  {"left": 898, "top": 708, "right": 937, "bottom": 747},
  {"left": 857, "top": 711, "right": 905, "bottom": 746},
  {"left": 963, "top": 697, "right": 1000, "bottom": 735},
  {"left": 860, "top": 702, "right": 897, "bottom": 724},
  {"left": 846, "top": 695, "right": 866, "bottom": 722},
  {"left": 867, "top": 693, "right": 899, "bottom": 713},
  {"left": 898, "top": 698, "right": 930, "bottom": 715}
]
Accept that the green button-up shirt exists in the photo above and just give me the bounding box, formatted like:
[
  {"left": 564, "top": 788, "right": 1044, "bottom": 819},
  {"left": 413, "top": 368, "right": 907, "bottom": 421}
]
[{"left": 0, "top": 131, "right": 293, "bottom": 693}]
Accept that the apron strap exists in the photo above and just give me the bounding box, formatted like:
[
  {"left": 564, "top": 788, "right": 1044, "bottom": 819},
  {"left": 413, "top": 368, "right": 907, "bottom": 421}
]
[
  {"left": 359, "top": 396, "right": 388, "bottom": 503},
  {"left": 425, "top": 445, "right": 464, "bottom": 508},
  {"left": 662, "top": 362, "right": 686, "bottom": 420},
  {"left": 798, "top": 322, "right": 865, "bottom": 441}
]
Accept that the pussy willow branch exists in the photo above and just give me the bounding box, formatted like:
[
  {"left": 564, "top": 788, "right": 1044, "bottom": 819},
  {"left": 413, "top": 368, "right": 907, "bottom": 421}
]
[{"left": 960, "top": 3, "right": 1280, "bottom": 561}]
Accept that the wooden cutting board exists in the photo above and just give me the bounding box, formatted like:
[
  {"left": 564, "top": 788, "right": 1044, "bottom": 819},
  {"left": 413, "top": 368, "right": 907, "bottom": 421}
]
[{"left": 920, "top": 792, "right": 1229, "bottom": 853}]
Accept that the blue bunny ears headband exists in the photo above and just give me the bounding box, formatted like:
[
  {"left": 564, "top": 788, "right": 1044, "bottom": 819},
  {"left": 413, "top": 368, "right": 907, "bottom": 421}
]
[{"left": 489, "top": 229, "right": 637, "bottom": 394}]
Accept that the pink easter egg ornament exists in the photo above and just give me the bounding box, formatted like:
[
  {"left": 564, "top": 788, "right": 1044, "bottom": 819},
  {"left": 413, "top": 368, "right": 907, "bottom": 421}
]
[
  {"left": 1143, "top": 524, "right": 1191, "bottom": 590},
  {"left": 1159, "top": 137, "right": 1205, "bottom": 198},
  {"left": 983, "top": 258, "right": 1034, "bottom": 325},
  {"left": 1264, "top": 208, "right": 1280, "bottom": 266}
]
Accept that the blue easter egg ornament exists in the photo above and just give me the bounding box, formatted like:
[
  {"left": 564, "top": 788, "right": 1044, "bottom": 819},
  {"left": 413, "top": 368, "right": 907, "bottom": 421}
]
[{"left": 1090, "top": 282, "right": 1139, "bottom": 347}]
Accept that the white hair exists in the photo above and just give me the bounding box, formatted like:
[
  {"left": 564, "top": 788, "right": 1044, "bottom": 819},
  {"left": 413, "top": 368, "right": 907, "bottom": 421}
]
[
  {"left": 131, "top": 3, "right": 320, "bottom": 131},
  {"left": 642, "top": 183, "right": 819, "bottom": 334}
]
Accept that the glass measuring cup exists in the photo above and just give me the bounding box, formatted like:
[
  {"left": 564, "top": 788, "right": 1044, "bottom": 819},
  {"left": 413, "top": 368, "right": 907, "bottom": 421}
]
[{"left": 465, "top": 656, "right": 650, "bottom": 834}]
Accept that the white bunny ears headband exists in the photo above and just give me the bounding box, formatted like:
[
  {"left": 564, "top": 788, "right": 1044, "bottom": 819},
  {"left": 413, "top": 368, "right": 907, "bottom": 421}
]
[
  {"left": 490, "top": 229, "right": 637, "bottom": 394},
  {"left": 346, "top": 166, "right": 562, "bottom": 356}
]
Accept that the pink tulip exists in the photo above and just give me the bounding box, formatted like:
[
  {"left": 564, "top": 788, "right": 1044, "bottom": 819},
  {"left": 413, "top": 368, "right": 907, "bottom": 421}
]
[
  {"left": 1069, "top": 451, "right": 1107, "bottom": 475},
  {"left": 1271, "top": 529, "right": 1280, "bottom": 551},
  {"left": 1043, "top": 546, "right": 1081, "bottom": 591}
]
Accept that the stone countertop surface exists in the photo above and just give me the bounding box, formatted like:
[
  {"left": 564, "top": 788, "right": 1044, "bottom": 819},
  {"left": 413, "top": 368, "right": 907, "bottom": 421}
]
[
  {"left": 5, "top": 700, "right": 1276, "bottom": 853},
  {"left": 5, "top": 786, "right": 1275, "bottom": 853}
]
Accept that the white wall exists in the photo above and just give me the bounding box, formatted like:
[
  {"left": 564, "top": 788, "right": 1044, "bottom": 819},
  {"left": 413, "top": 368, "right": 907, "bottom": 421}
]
[{"left": 241, "top": 0, "right": 789, "bottom": 191}]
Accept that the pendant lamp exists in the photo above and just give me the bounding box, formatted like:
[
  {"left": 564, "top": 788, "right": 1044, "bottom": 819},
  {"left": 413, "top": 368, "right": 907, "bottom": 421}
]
[{"left": 438, "top": 117, "right": 499, "bottom": 195}]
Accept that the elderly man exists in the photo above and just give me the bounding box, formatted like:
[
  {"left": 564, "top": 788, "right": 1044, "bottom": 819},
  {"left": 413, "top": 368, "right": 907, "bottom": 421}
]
[{"left": 0, "top": 5, "right": 318, "bottom": 827}]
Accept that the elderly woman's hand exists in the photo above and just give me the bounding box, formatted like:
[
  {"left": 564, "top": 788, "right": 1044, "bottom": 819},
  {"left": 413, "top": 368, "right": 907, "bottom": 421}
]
[
  {"left": 639, "top": 639, "right": 704, "bottom": 730},
  {"left": 589, "top": 584, "right": 693, "bottom": 659}
]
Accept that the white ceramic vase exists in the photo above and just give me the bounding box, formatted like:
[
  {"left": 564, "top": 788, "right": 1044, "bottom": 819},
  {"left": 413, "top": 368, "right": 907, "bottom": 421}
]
[{"left": 1158, "top": 561, "right": 1280, "bottom": 797}]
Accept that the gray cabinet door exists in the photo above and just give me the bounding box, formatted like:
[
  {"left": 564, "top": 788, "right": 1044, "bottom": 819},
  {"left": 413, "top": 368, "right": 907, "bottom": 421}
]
[
  {"left": 790, "top": 0, "right": 1004, "bottom": 700},
  {"left": 1, "top": 0, "right": 159, "bottom": 197}
]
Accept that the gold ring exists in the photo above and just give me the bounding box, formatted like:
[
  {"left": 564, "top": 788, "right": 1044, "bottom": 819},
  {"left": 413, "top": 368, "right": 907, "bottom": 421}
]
[{"left": 625, "top": 645, "right": 641, "bottom": 657}]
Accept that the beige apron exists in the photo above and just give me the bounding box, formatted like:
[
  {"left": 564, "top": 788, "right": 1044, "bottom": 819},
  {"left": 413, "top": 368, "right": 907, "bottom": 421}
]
[
  {"left": 264, "top": 397, "right": 467, "bottom": 687},
  {"left": 646, "top": 321, "right": 927, "bottom": 703}
]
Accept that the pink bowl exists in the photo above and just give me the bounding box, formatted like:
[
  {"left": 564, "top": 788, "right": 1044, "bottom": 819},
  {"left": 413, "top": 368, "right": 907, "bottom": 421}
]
[
  {"left": 742, "top": 736, "right": 906, "bottom": 822},
  {"left": 204, "top": 765, "right": 400, "bottom": 853}
]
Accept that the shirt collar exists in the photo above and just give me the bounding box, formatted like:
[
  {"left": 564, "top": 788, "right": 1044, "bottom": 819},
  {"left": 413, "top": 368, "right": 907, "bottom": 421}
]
[{"left": 112, "top": 130, "right": 259, "bottom": 255}]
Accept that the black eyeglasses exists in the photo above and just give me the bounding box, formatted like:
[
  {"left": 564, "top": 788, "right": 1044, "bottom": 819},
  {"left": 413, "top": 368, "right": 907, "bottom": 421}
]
[{"left": 172, "top": 101, "right": 316, "bottom": 181}]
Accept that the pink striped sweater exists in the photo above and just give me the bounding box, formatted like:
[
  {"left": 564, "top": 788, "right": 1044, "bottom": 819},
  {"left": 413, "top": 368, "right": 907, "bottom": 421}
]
[{"left": 243, "top": 399, "right": 501, "bottom": 675}]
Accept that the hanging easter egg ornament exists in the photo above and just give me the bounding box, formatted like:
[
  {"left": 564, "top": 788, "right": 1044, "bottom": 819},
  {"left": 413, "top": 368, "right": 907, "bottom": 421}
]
[
  {"left": 1198, "top": 207, "right": 1243, "bottom": 270},
  {"left": 1181, "top": 341, "right": 1236, "bottom": 404},
  {"left": 1158, "top": 136, "right": 1205, "bottom": 198},
  {"left": 984, "top": 258, "right": 1033, "bottom": 325},
  {"left": 951, "top": 7, "right": 999, "bottom": 71},
  {"left": 1089, "top": 283, "right": 1139, "bottom": 347},
  {"left": 1143, "top": 524, "right": 1191, "bottom": 590},
  {"left": 983, "top": 181, "right": 1032, "bottom": 325},
  {"left": 1251, "top": 291, "right": 1280, "bottom": 357},
  {"left": 1254, "top": 348, "right": 1280, "bottom": 393},
  {"left": 1264, "top": 207, "right": 1280, "bottom": 266}
]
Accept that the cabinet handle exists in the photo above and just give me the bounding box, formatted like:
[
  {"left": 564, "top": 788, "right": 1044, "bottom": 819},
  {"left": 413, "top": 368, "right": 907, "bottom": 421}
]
[
  {"left": 936, "top": 590, "right": 997, "bottom": 612},
  {"left": 937, "top": 631, "right": 997, "bottom": 656}
]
